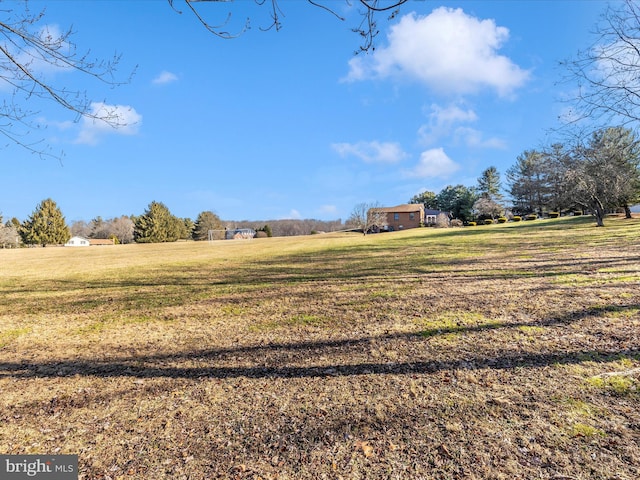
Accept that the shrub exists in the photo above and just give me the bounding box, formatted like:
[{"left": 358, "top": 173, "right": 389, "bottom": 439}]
[
  {"left": 435, "top": 212, "right": 451, "bottom": 228},
  {"left": 525, "top": 214, "right": 538, "bottom": 221},
  {"left": 450, "top": 219, "right": 463, "bottom": 227},
  {"left": 512, "top": 216, "right": 522, "bottom": 222},
  {"left": 497, "top": 217, "right": 508, "bottom": 223},
  {"left": 549, "top": 212, "right": 560, "bottom": 219},
  {"left": 467, "top": 222, "right": 477, "bottom": 227},
  {"left": 484, "top": 219, "right": 494, "bottom": 225}
]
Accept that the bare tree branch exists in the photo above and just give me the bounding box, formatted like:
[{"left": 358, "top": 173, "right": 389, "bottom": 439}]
[
  {"left": 0, "top": 2, "right": 132, "bottom": 159},
  {"left": 172, "top": 0, "right": 411, "bottom": 52},
  {"left": 561, "top": 0, "right": 640, "bottom": 131}
]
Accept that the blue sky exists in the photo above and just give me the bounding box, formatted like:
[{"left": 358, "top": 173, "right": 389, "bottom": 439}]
[{"left": 2, "top": 0, "right": 609, "bottom": 223}]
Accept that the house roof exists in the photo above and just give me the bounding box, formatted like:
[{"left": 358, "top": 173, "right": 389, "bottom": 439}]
[
  {"left": 88, "top": 238, "right": 114, "bottom": 245},
  {"left": 424, "top": 209, "right": 444, "bottom": 216},
  {"left": 371, "top": 204, "right": 424, "bottom": 213}
]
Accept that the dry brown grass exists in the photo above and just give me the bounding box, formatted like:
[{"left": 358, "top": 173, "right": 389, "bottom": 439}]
[{"left": 1, "top": 216, "right": 639, "bottom": 479}]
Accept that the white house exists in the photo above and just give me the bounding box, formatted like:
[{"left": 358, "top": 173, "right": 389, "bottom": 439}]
[{"left": 64, "top": 236, "right": 90, "bottom": 247}]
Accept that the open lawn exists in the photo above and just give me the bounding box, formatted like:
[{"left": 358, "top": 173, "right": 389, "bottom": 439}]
[{"left": 1, "top": 216, "right": 639, "bottom": 479}]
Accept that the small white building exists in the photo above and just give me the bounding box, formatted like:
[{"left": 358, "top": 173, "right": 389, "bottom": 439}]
[{"left": 65, "top": 236, "right": 91, "bottom": 247}]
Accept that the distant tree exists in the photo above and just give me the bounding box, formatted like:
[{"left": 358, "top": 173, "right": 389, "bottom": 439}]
[
  {"left": 472, "top": 196, "right": 503, "bottom": 221},
  {"left": 134, "top": 201, "right": 182, "bottom": 243},
  {"left": 90, "top": 216, "right": 112, "bottom": 239},
  {"left": 347, "top": 202, "right": 387, "bottom": 235},
  {"left": 109, "top": 216, "right": 135, "bottom": 244},
  {"left": 477, "top": 166, "right": 503, "bottom": 200},
  {"left": 562, "top": 0, "right": 640, "bottom": 129},
  {"left": 436, "top": 185, "right": 478, "bottom": 223},
  {"left": 475, "top": 166, "right": 504, "bottom": 219},
  {"left": 181, "top": 217, "right": 194, "bottom": 240},
  {"left": 70, "top": 220, "right": 91, "bottom": 238},
  {"left": 0, "top": 222, "right": 19, "bottom": 248},
  {"left": 409, "top": 190, "right": 439, "bottom": 209},
  {"left": 192, "top": 211, "right": 223, "bottom": 240},
  {"left": 235, "top": 219, "right": 342, "bottom": 237},
  {"left": 541, "top": 143, "right": 575, "bottom": 214},
  {"left": 255, "top": 224, "right": 273, "bottom": 238},
  {"left": 20, "top": 198, "right": 71, "bottom": 246},
  {"left": 507, "top": 150, "right": 551, "bottom": 216},
  {"left": 564, "top": 127, "right": 640, "bottom": 226}
]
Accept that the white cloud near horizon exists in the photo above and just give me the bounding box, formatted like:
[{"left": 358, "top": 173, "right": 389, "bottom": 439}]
[
  {"left": 331, "top": 140, "right": 408, "bottom": 164},
  {"left": 403, "top": 148, "right": 460, "bottom": 179},
  {"left": 281, "top": 209, "right": 302, "bottom": 220},
  {"left": 344, "top": 8, "right": 530, "bottom": 97},
  {"left": 318, "top": 204, "right": 338, "bottom": 215},
  {"left": 152, "top": 70, "right": 178, "bottom": 85},
  {"left": 74, "top": 102, "right": 142, "bottom": 145}
]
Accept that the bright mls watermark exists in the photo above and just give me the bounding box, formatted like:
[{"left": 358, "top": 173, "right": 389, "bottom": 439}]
[{"left": 0, "top": 455, "right": 77, "bottom": 479}]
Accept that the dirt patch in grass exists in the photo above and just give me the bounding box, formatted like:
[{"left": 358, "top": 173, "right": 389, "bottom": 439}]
[{"left": 1, "top": 216, "right": 639, "bottom": 479}]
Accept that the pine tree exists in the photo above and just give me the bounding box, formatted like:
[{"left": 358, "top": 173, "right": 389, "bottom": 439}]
[
  {"left": 192, "top": 211, "right": 223, "bottom": 241},
  {"left": 20, "top": 198, "right": 71, "bottom": 246},
  {"left": 133, "top": 201, "right": 181, "bottom": 243},
  {"left": 477, "top": 166, "right": 503, "bottom": 200}
]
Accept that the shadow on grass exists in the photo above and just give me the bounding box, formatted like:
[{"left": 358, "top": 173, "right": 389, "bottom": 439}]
[{"left": 2, "top": 304, "right": 637, "bottom": 381}]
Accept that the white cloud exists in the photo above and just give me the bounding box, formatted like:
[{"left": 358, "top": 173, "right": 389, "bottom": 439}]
[
  {"left": 453, "top": 127, "right": 507, "bottom": 149},
  {"left": 403, "top": 148, "right": 460, "bottom": 178},
  {"left": 75, "top": 102, "right": 142, "bottom": 145},
  {"left": 318, "top": 204, "right": 338, "bottom": 215},
  {"left": 418, "top": 103, "right": 478, "bottom": 145},
  {"left": 152, "top": 71, "right": 178, "bottom": 85},
  {"left": 281, "top": 209, "right": 301, "bottom": 220},
  {"left": 344, "top": 8, "right": 530, "bottom": 97},
  {"left": 331, "top": 140, "right": 408, "bottom": 164},
  {"left": 418, "top": 103, "right": 505, "bottom": 149}
]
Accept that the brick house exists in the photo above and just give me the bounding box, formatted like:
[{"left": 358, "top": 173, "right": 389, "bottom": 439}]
[{"left": 369, "top": 204, "right": 425, "bottom": 231}]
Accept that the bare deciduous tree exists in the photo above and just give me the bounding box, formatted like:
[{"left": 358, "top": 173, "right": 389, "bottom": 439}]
[
  {"left": 0, "top": 222, "right": 19, "bottom": 248},
  {"left": 347, "top": 202, "right": 388, "bottom": 235},
  {"left": 563, "top": 127, "right": 640, "bottom": 226},
  {"left": 0, "top": 1, "right": 131, "bottom": 158},
  {"left": 562, "top": 0, "right": 640, "bottom": 129}
]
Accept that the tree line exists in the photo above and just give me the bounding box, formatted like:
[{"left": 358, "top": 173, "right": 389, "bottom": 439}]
[
  {"left": 0, "top": 200, "right": 346, "bottom": 247},
  {"left": 4, "top": 123, "right": 639, "bottom": 248},
  {"left": 408, "top": 126, "right": 640, "bottom": 227}
]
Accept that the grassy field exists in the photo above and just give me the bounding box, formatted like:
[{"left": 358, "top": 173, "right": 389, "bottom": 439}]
[{"left": 1, "top": 216, "right": 639, "bottom": 479}]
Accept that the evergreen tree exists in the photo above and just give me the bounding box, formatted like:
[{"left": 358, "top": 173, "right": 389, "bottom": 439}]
[
  {"left": 436, "top": 185, "right": 478, "bottom": 223},
  {"left": 133, "top": 201, "right": 181, "bottom": 243},
  {"left": 20, "top": 198, "right": 71, "bottom": 246},
  {"left": 192, "top": 211, "right": 223, "bottom": 241},
  {"left": 507, "top": 150, "right": 550, "bottom": 216},
  {"left": 477, "top": 166, "right": 503, "bottom": 200},
  {"left": 475, "top": 166, "right": 504, "bottom": 219},
  {"left": 408, "top": 190, "right": 439, "bottom": 209},
  {"left": 182, "top": 218, "right": 195, "bottom": 240}
]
